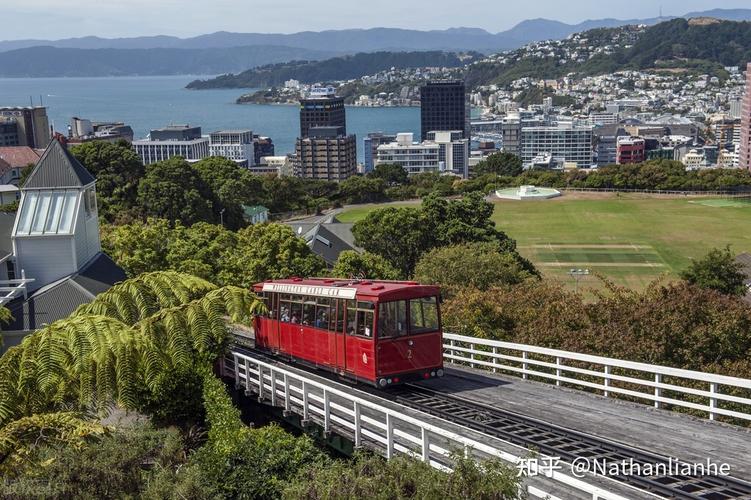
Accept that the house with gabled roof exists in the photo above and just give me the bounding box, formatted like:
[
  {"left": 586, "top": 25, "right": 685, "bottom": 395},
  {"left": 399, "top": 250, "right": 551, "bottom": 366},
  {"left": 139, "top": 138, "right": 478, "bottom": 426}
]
[{"left": 1, "top": 139, "right": 126, "bottom": 351}]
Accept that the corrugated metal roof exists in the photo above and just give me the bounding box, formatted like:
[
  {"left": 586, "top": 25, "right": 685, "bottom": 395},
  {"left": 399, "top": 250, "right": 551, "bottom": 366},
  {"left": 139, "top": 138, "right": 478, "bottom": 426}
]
[
  {"left": 4, "top": 252, "right": 126, "bottom": 333},
  {"left": 23, "top": 140, "right": 95, "bottom": 189}
]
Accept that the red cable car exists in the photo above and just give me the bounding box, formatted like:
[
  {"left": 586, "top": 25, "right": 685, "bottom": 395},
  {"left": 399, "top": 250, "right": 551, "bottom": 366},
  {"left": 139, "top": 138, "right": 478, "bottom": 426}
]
[{"left": 252, "top": 278, "right": 445, "bottom": 387}]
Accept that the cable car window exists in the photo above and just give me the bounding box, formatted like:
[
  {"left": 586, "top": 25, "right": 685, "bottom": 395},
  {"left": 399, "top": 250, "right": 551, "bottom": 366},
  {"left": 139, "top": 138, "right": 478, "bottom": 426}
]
[
  {"left": 378, "top": 301, "right": 407, "bottom": 339},
  {"left": 290, "top": 300, "right": 302, "bottom": 324},
  {"left": 302, "top": 299, "right": 316, "bottom": 326},
  {"left": 346, "top": 300, "right": 356, "bottom": 335},
  {"left": 356, "top": 310, "right": 374, "bottom": 338},
  {"left": 346, "top": 301, "right": 375, "bottom": 338},
  {"left": 279, "top": 294, "right": 292, "bottom": 322},
  {"left": 409, "top": 296, "right": 439, "bottom": 334},
  {"left": 315, "top": 297, "right": 331, "bottom": 330}
]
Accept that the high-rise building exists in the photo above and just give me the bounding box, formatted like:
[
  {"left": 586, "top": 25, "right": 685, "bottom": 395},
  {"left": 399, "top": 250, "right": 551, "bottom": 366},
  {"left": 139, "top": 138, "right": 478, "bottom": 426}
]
[
  {"left": 295, "top": 130, "right": 357, "bottom": 182},
  {"left": 521, "top": 126, "right": 594, "bottom": 168},
  {"left": 132, "top": 125, "right": 210, "bottom": 165},
  {"left": 299, "top": 87, "right": 346, "bottom": 139},
  {"left": 295, "top": 89, "right": 356, "bottom": 181},
  {"left": 501, "top": 116, "right": 521, "bottom": 156},
  {"left": 0, "top": 107, "right": 51, "bottom": 149},
  {"left": 363, "top": 133, "right": 397, "bottom": 172},
  {"left": 253, "top": 135, "right": 275, "bottom": 165},
  {"left": 209, "top": 129, "right": 255, "bottom": 167},
  {"left": 740, "top": 63, "right": 751, "bottom": 170},
  {"left": 420, "top": 81, "right": 468, "bottom": 141}
]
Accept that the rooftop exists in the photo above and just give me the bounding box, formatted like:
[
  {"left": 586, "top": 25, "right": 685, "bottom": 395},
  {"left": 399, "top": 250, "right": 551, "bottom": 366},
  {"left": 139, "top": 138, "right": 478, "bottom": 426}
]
[
  {"left": 254, "top": 277, "right": 440, "bottom": 300},
  {"left": 23, "top": 140, "right": 95, "bottom": 189},
  {"left": 0, "top": 146, "right": 41, "bottom": 169}
]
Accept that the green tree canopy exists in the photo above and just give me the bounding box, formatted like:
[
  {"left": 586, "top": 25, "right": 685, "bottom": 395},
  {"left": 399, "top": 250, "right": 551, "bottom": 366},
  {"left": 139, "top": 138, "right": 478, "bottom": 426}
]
[
  {"left": 136, "top": 157, "right": 214, "bottom": 225},
  {"left": 338, "top": 175, "right": 387, "bottom": 204},
  {"left": 369, "top": 163, "right": 409, "bottom": 185},
  {"left": 101, "top": 220, "right": 326, "bottom": 288},
  {"left": 193, "top": 156, "right": 264, "bottom": 229},
  {"left": 414, "top": 242, "right": 534, "bottom": 295},
  {"left": 473, "top": 152, "right": 523, "bottom": 177},
  {"left": 332, "top": 251, "right": 402, "bottom": 280},
  {"left": 220, "top": 224, "right": 327, "bottom": 288},
  {"left": 352, "top": 207, "right": 434, "bottom": 277},
  {"left": 352, "top": 193, "right": 532, "bottom": 277},
  {"left": 70, "top": 140, "right": 144, "bottom": 221},
  {"left": 680, "top": 246, "right": 748, "bottom": 297}
]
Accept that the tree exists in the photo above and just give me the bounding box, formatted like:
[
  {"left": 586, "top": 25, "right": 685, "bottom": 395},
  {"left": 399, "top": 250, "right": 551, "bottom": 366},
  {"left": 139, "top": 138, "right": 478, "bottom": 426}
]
[
  {"left": 414, "top": 242, "right": 533, "bottom": 295},
  {"left": 332, "top": 251, "right": 402, "bottom": 280},
  {"left": 166, "top": 222, "right": 239, "bottom": 283},
  {"left": 100, "top": 218, "right": 172, "bottom": 277},
  {"left": 352, "top": 207, "right": 435, "bottom": 277},
  {"left": 680, "top": 247, "right": 748, "bottom": 297},
  {"left": 473, "top": 152, "right": 523, "bottom": 177},
  {"left": 70, "top": 140, "right": 145, "bottom": 220},
  {"left": 369, "top": 163, "right": 408, "bottom": 185},
  {"left": 137, "top": 157, "right": 214, "bottom": 225},
  {"left": 338, "top": 175, "right": 386, "bottom": 204},
  {"left": 193, "top": 156, "right": 264, "bottom": 229},
  {"left": 219, "top": 224, "right": 327, "bottom": 288}
]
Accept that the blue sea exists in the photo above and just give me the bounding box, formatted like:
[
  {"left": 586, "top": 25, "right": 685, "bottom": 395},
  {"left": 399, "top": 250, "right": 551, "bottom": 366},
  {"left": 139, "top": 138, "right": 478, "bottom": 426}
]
[{"left": 0, "top": 75, "right": 420, "bottom": 162}]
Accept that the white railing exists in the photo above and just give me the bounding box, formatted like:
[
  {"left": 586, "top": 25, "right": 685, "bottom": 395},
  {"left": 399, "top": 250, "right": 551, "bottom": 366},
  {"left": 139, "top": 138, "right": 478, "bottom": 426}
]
[
  {"left": 226, "top": 350, "right": 638, "bottom": 500},
  {"left": 444, "top": 333, "right": 751, "bottom": 423}
]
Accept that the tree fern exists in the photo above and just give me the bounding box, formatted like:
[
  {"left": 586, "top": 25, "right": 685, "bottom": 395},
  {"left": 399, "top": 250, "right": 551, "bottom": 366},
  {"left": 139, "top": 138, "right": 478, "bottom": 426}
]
[{"left": 0, "top": 274, "right": 263, "bottom": 430}]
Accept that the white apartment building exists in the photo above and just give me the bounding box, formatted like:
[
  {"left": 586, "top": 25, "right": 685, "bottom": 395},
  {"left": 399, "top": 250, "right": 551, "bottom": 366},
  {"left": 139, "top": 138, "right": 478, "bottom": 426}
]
[
  {"left": 718, "top": 149, "right": 740, "bottom": 169},
  {"left": 375, "top": 131, "right": 469, "bottom": 177},
  {"left": 682, "top": 149, "right": 707, "bottom": 170},
  {"left": 257, "top": 156, "right": 293, "bottom": 176},
  {"left": 133, "top": 126, "right": 210, "bottom": 165},
  {"left": 133, "top": 137, "right": 210, "bottom": 165},
  {"left": 209, "top": 130, "right": 255, "bottom": 167},
  {"left": 521, "top": 126, "right": 594, "bottom": 168}
]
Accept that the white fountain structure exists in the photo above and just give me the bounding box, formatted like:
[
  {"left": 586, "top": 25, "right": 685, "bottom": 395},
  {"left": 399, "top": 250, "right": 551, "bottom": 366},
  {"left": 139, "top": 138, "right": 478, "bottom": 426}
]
[{"left": 495, "top": 185, "right": 562, "bottom": 201}]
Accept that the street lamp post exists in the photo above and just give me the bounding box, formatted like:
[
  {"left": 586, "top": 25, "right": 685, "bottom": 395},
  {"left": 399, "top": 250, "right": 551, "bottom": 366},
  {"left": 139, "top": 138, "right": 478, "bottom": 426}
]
[
  {"left": 568, "top": 269, "right": 590, "bottom": 293},
  {"left": 220, "top": 208, "right": 226, "bottom": 226}
]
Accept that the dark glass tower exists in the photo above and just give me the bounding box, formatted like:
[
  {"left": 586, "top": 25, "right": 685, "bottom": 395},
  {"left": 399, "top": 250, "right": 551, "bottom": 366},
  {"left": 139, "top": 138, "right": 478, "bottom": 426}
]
[
  {"left": 299, "top": 88, "right": 346, "bottom": 139},
  {"left": 420, "top": 81, "right": 468, "bottom": 141}
]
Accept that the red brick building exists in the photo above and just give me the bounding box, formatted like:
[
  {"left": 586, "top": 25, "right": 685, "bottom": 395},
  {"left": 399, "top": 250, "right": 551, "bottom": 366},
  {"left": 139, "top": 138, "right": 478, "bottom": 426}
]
[{"left": 616, "top": 136, "right": 646, "bottom": 165}]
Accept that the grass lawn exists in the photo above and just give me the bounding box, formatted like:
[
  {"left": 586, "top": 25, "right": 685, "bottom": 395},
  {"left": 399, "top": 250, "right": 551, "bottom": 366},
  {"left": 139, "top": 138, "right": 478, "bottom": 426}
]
[{"left": 337, "top": 194, "right": 751, "bottom": 291}]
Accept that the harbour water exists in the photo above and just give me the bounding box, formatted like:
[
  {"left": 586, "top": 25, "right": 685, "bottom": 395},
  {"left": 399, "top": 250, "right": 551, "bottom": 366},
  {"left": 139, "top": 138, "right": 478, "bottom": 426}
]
[{"left": 0, "top": 75, "right": 420, "bottom": 162}]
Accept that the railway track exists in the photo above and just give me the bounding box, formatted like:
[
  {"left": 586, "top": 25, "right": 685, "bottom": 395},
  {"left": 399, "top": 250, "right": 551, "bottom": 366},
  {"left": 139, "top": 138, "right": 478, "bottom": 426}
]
[{"left": 389, "top": 385, "right": 751, "bottom": 500}]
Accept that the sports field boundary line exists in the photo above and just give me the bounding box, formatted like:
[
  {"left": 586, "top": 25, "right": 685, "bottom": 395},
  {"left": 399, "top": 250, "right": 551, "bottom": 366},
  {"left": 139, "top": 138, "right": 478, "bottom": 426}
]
[
  {"left": 540, "top": 263, "right": 666, "bottom": 268},
  {"left": 519, "top": 244, "right": 653, "bottom": 250}
]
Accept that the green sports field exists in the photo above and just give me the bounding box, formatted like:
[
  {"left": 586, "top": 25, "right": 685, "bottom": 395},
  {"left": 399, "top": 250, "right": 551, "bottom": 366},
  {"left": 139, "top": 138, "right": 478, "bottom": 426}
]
[{"left": 337, "top": 195, "right": 751, "bottom": 291}]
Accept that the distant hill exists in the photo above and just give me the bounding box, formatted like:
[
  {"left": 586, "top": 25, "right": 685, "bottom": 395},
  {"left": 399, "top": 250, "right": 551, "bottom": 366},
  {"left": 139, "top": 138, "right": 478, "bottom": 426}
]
[
  {"left": 0, "top": 45, "right": 338, "bottom": 78},
  {"left": 187, "top": 51, "right": 479, "bottom": 89},
  {"left": 466, "top": 18, "right": 751, "bottom": 88},
  {"left": 2, "top": 9, "right": 751, "bottom": 55}
]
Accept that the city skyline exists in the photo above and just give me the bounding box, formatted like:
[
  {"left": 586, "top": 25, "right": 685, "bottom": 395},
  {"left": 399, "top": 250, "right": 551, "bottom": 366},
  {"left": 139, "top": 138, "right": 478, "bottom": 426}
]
[{"left": 2, "top": 0, "right": 751, "bottom": 40}]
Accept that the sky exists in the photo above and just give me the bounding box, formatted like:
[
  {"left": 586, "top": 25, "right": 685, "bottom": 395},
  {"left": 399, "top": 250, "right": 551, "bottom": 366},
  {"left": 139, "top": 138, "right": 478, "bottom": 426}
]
[{"left": 2, "top": 0, "right": 750, "bottom": 40}]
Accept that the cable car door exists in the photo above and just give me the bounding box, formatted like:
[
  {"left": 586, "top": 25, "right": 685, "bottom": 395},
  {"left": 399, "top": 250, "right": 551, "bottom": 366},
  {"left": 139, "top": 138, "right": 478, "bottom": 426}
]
[{"left": 334, "top": 299, "right": 346, "bottom": 373}]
